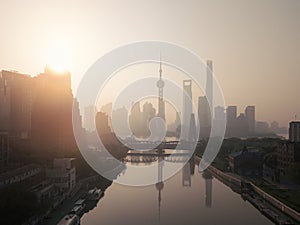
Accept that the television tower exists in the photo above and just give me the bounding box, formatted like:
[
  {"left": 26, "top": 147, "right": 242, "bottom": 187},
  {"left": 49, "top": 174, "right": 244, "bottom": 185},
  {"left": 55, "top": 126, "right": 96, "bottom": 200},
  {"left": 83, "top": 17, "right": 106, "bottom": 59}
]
[{"left": 157, "top": 55, "right": 165, "bottom": 120}]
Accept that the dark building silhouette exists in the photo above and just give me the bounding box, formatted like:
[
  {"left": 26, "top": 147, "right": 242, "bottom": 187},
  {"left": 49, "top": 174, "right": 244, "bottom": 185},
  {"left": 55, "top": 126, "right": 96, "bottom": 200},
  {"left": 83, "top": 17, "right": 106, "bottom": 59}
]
[
  {"left": 202, "top": 172, "right": 213, "bottom": 208},
  {"left": 277, "top": 121, "right": 300, "bottom": 177},
  {"left": 236, "top": 113, "right": 248, "bottom": 136},
  {"left": 31, "top": 66, "right": 75, "bottom": 155},
  {"left": 289, "top": 121, "right": 300, "bottom": 142},
  {"left": 156, "top": 149, "right": 164, "bottom": 221},
  {"left": 0, "top": 70, "right": 33, "bottom": 139},
  {"left": 0, "top": 132, "right": 9, "bottom": 173},
  {"left": 245, "top": 106, "right": 255, "bottom": 134},
  {"left": 229, "top": 147, "right": 262, "bottom": 177},
  {"left": 226, "top": 106, "right": 237, "bottom": 137},
  {"left": 198, "top": 96, "right": 211, "bottom": 138}
]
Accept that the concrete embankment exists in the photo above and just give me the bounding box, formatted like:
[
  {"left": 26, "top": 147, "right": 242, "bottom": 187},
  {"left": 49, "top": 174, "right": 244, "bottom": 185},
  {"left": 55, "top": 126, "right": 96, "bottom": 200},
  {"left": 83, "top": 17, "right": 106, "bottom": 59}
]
[{"left": 195, "top": 156, "right": 300, "bottom": 224}]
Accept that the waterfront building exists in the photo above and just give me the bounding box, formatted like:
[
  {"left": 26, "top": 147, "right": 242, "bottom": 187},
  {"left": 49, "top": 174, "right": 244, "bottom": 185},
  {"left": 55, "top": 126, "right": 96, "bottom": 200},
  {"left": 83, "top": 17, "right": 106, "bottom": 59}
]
[
  {"left": 0, "top": 164, "right": 42, "bottom": 188},
  {"left": 46, "top": 158, "right": 76, "bottom": 192},
  {"left": 229, "top": 147, "right": 262, "bottom": 176},
  {"left": 0, "top": 132, "right": 9, "bottom": 173},
  {"left": 31, "top": 66, "right": 75, "bottom": 154},
  {"left": 289, "top": 121, "right": 300, "bottom": 142},
  {"left": 0, "top": 70, "right": 33, "bottom": 139}
]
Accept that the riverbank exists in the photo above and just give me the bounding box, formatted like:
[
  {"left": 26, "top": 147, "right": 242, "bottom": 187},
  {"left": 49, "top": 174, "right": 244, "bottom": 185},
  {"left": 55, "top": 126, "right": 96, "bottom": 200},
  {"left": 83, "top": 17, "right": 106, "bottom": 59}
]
[
  {"left": 38, "top": 174, "right": 112, "bottom": 225},
  {"left": 195, "top": 156, "right": 300, "bottom": 224}
]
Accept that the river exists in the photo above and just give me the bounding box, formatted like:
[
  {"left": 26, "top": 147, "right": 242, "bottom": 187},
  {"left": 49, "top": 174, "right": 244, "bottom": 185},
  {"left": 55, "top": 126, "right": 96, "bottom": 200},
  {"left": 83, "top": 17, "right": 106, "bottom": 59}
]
[{"left": 80, "top": 157, "right": 274, "bottom": 225}]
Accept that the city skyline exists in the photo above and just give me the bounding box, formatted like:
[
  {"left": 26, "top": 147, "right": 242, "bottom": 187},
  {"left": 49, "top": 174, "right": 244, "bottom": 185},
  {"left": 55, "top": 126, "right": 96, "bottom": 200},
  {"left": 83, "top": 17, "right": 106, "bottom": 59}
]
[{"left": 0, "top": 0, "right": 299, "bottom": 127}]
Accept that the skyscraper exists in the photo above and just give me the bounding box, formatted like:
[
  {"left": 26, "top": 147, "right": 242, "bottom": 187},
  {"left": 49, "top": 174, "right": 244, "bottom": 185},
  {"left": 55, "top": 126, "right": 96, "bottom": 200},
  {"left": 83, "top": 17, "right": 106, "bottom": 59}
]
[
  {"left": 245, "top": 106, "right": 255, "bottom": 133},
  {"left": 189, "top": 113, "right": 197, "bottom": 142},
  {"left": 226, "top": 106, "right": 237, "bottom": 137},
  {"left": 84, "top": 105, "right": 96, "bottom": 132},
  {"left": 206, "top": 60, "right": 213, "bottom": 110},
  {"left": 198, "top": 60, "right": 213, "bottom": 139},
  {"left": 182, "top": 80, "right": 192, "bottom": 140},
  {"left": 129, "top": 102, "right": 142, "bottom": 137},
  {"left": 198, "top": 96, "right": 211, "bottom": 138},
  {"left": 289, "top": 121, "right": 300, "bottom": 142},
  {"left": 31, "top": 65, "right": 75, "bottom": 153},
  {"left": 0, "top": 70, "right": 33, "bottom": 139}
]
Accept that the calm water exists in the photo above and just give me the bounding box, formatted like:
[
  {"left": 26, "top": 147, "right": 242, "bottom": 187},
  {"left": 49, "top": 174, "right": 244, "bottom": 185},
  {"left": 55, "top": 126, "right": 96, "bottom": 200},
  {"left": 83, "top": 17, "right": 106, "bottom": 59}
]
[{"left": 81, "top": 160, "right": 273, "bottom": 225}]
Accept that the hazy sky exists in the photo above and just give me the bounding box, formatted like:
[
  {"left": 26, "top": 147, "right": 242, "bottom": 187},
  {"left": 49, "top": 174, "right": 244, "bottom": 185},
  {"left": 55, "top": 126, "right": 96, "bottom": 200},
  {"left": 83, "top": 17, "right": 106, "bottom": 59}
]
[{"left": 0, "top": 0, "right": 299, "bottom": 126}]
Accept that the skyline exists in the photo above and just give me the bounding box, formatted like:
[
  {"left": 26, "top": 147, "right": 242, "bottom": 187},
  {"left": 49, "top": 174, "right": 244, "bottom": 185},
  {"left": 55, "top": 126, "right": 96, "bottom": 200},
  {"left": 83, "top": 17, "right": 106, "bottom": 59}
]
[{"left": 1, "top": 0, "right": 300, "bottom": 126}]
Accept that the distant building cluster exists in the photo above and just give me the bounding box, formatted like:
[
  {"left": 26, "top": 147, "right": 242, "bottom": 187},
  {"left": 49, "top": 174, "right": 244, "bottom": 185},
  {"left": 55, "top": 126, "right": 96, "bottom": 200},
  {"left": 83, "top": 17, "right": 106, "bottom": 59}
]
[{"left": 91, "top": 59, "right": 287, "bottom": 142}]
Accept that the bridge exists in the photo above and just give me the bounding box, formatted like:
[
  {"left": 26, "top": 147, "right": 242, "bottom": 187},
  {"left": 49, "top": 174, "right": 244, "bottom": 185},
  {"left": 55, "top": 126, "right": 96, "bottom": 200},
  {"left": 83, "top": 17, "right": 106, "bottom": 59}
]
[
  {"left": 123, "top": 140, "right": 206, "bottom": 150},
  {"left": 123, "top": 149, "right": 193, "bottom": 163}
]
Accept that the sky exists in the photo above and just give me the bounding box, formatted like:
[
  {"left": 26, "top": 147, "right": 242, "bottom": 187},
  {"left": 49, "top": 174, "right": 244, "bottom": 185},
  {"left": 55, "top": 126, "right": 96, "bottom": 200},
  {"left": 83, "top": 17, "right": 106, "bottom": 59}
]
[{"left": 0, "top": 0, "right": 299, "bottom": 127}]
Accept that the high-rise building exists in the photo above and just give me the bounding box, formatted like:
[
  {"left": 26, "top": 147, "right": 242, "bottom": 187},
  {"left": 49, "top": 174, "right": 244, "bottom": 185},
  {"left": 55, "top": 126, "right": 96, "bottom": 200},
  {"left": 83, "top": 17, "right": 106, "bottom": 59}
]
[
  {"left": 84, "top": 105, "right": 96, "bottom": 132},
  {"left": 142, "top": 102, "right": 156, "bottom": 137},
  {"left": 182, "top": 80, "right": 192, "bottom": 140},
  {"left": 95, "top": 111, "right": 111, "bottom": 136},
  {"left": 226, "top": 106, "right": 237, "bottom": 136},
  {"left": 31, "top": 66, "right": 75, "bottom": 154},
  {"left": 189, "top": 113, "right": 197, "bottom": 142},
  {"left": 198, "top": 96, "right": 211, "bottom": 138},
  {"left": 129, "top": 102, "right": 142, "bottom": 137},
  {"left": 206, "top": 60, "right": 213, "bottom": 111},
  {"left": 0, "top": 70, "right": 33, "bottom": 139},
  {"left": 289, "top": 121, "right": 300, "bottom": 142},
  {"left": 112, "top": 106, "right": 129, "bottom": 138},
  {"left": 245, "top": 106, "right": 255, "bottom": 133}
]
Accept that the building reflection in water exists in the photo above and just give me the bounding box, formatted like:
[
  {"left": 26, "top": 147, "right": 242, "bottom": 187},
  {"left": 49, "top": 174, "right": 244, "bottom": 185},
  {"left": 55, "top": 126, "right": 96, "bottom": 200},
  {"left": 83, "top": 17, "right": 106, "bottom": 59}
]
[
  {"left": 182, "top": 155, "right": 195, "bottom": 187},
  {"left": 202, "top": 171, "right": 213, "bottom": 208},
  {"left": 155, "top": 148, "right": 164, "bottom": 221}
]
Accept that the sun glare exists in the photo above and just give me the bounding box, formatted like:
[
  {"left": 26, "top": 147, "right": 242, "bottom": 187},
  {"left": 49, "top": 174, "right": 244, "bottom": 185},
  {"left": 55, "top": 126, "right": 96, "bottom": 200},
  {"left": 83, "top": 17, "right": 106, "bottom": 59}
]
[{"left": 45, "top": 38, "right": 71, "bottom": 72}]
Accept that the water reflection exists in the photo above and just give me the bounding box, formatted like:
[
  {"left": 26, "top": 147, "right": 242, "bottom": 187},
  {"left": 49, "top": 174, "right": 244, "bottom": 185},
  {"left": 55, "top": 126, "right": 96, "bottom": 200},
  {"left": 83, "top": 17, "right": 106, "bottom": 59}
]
[
  {"left": 81, "top": 152, "right": 273, "bottom": 225},
  {"left": 202, "top": 172, "right": 213, "bottom": 208}
]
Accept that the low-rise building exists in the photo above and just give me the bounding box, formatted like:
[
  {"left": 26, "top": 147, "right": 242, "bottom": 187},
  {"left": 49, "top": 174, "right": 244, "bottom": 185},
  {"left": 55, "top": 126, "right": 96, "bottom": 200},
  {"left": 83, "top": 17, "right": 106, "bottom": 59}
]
[
  {"left": 277, "top": 141, "right": 300, "bottom": 176},
  {"left": 229, "top": 147, "right": 262, "bottom": 176},
  {"left": 46, "top": 158, "right": 76, "bottom": 193},
  {"left": 0, "top": 164, "right": 42, "bottom": 188}
]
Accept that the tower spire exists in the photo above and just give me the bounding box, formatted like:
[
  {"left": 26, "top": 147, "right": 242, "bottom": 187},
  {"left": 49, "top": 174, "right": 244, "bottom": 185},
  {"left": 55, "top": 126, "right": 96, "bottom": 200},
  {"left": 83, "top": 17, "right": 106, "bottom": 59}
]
[{"left": 156, "top": 52, "right": 165, "bottom": 120}]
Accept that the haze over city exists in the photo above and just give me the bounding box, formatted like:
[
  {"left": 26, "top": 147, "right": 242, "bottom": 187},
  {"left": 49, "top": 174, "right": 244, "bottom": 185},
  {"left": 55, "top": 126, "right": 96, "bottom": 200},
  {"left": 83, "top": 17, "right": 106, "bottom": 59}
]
[{"left": 1, "top": 0, "right": 300, "bottom": 126}]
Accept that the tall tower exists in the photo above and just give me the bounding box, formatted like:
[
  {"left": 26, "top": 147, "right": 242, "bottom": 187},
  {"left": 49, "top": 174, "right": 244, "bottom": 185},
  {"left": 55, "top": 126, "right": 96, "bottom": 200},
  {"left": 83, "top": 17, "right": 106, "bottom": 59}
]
[
  {"left": 206, "top": 60, "right": 213, "bottom": 110},
  {"left": 182, "top": 80, "right": 192, "bottom": 140},
  {"left": 157, "top": 56, "right": 165, "bottom": 120}
]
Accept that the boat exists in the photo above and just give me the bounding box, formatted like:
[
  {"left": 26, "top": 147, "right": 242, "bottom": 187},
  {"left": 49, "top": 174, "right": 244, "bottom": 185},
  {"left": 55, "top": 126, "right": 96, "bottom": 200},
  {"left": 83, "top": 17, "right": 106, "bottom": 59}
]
[
  {"left": 86, "top": 188, "right": 103, "bottom": 201},
  {"left": 57, "top": 214, "right": 80, "bottom": 225},
  {"left": 68, "top": 205, "right": 84, "bottom": 216}
]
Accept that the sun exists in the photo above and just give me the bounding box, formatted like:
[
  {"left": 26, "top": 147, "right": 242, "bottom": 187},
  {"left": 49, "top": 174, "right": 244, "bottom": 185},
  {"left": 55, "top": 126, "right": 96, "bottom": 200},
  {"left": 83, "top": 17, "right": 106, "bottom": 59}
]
[{"left": 45, "top": 38, "right": 71, "bottom": 72}]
